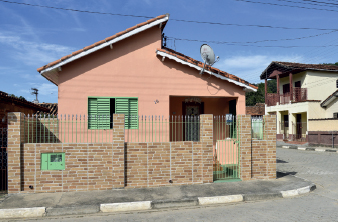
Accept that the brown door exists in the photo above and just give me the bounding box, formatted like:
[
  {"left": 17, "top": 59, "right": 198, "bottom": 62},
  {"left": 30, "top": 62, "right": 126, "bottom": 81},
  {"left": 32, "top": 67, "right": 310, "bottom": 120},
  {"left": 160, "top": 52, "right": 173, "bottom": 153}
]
[
  {"left": 294, "top": 81, "right": 301, "bottom": 101},
  {"left": 182, "top": 102, "right": 204, "bottom": 141},
  {"left": 296, "top": 114, "right": 302, "bottom": 139}
]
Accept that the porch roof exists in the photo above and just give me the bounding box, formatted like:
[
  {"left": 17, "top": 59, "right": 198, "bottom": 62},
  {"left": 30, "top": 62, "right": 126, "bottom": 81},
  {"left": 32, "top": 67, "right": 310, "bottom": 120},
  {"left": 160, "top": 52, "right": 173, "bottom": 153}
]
[
  {"left": 260, "top": 61, "right": 338, "bottom": 80},
  {"left": 156, "top": 47, "right": 258, "bottom": 92},
  {"left": 321, "top": 90, "right": 338, "bottom": 108}
]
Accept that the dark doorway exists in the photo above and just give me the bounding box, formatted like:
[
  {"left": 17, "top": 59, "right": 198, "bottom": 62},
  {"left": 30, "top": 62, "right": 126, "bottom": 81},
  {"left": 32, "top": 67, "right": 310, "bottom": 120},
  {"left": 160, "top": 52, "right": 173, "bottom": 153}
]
[
  {"left": 182, "top": 102, "right": 204, "bottom": 141},
  {"left": 296, "top": 114, "right": 302, "bottom": 139}
]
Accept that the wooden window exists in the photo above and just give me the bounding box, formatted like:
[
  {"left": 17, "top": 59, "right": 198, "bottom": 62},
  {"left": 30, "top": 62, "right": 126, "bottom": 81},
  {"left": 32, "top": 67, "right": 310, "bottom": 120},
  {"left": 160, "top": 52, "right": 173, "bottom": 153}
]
[
  {"left": 284, "top": 115, "right": 289, "bottom": 127},
  {"left": 336, "top": 79, "right": 338, "bottom": 88},
  {"left": 283, "top": 84, "right": 290, "bottom": 94},
  {"left": 88, "top": 97, "right": 138, "bottom": 129},
  {"left": 334, "top": 113, "right": 338, "bottom": 119},
  {"left": 41, "top": 153, "right": 65, "bottom": 170}
]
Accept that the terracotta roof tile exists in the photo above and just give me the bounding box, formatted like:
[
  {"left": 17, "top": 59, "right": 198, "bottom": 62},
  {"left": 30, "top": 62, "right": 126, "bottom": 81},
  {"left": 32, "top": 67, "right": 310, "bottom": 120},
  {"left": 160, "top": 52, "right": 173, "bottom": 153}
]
[
  {"left": 37, "top": 14, "right": 168, "bottom": 73},
  {"left": 0, "top": 91, "right": 50, "bottom": 112},
  {"left": 157, "top": 47, "right": 258, "bottom": 90}
]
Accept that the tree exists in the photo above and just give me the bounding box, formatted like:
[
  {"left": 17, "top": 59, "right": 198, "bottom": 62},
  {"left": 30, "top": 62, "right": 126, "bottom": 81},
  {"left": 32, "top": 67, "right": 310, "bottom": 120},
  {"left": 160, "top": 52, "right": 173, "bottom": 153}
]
[
  {"left": 8, "top": 94, "right": 26, "bottom": 101},
  {"left": 245, "top": 79, "right": 276, "bottom": 106}
]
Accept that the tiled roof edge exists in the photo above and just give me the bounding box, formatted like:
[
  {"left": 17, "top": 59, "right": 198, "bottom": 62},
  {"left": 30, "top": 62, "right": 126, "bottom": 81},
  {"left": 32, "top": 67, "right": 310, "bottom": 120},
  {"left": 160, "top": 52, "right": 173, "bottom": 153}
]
[
  {"left": 157, "top": 47, "right": 258, "bottom": 91},
  {"left": 37, "top": 14, "right": 168, "bottom": 73},
  {"left": 320, "top": 89, "right": 338, "bottom": 107},
  {"left": 0, "top": 91, "right": 50, "bottom": 112}
]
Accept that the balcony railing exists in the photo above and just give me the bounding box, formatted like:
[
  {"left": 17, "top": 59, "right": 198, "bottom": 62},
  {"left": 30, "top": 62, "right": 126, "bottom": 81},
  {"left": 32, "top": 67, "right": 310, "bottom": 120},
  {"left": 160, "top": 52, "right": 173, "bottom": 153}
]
[{"left": 266, "top": 87, "right": 307, "bottom": 106}]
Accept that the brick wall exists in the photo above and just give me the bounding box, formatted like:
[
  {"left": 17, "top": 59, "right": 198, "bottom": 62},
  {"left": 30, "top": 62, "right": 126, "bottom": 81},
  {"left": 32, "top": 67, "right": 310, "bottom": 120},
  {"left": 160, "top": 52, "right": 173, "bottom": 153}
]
[
  {"left": 239, "top": 115, "right": 276, "bottom": 180},
  {"left": 7, "top": 113, "right": 276, "bottom": 194}
]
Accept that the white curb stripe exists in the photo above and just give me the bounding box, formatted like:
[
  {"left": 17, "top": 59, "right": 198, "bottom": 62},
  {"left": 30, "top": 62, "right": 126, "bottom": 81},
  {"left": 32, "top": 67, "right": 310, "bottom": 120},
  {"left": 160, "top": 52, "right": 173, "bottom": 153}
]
[
  {"left": 281, "top": 185, "right": 312, "bottom": 197},
  {"left": 315, "top": 148, "right": 326, "bottom": 152},
  {"left": 198, "top": 195, "right": 243, "bottom": 205},
  {"left": 298, "top": 147, "right": 306, "bottom": 151},
  {"left": 0, "top": 207, "right": 45, "bottom": 218},
  {"left": 100, "top": 201, "right": 152, "bottom": 213},
  {"left": 297, "top": 186, "right": 311, "bottom": 194},
  {"left": 280, "top": 189, "right": 299, "bottom": 197}
]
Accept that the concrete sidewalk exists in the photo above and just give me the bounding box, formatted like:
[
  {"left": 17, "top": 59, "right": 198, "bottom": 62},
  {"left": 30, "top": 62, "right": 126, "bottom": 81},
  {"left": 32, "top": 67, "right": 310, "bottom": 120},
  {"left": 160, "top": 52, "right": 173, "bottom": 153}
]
[{"left": 0, "top": 174, "right": 315, "bottom": 219}]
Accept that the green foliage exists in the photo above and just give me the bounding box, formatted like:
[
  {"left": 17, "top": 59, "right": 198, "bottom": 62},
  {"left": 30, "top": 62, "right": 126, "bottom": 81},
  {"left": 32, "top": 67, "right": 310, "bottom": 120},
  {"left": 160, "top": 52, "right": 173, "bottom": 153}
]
[
  {"left": 8, "top": 94, "right": 26, "bottom": 101},
  {"left": 246, "top": 79, "right": 276, "bottom": 106},
  {"left": 322, "top": 62, "right": 338, "bottom": 66}
]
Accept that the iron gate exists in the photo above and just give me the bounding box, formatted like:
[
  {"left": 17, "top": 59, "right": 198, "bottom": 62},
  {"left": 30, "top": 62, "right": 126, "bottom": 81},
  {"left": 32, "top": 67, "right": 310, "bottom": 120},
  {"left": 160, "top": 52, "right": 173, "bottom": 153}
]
[
  {"left": 0, "top": 128, "right": 7, "bottom": 193},
  {"left": 213, "top": 115, "right": 240, "bottom": 182}
]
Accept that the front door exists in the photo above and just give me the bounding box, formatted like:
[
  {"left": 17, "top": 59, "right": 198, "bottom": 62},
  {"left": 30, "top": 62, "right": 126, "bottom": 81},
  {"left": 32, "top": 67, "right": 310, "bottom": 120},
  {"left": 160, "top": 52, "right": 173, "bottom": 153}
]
[
  {"left": 296, "top": 114, "right": 302, "bottom": 140},
  {"left": 182, "top": 102, "right": 204, "bottom": 141}
]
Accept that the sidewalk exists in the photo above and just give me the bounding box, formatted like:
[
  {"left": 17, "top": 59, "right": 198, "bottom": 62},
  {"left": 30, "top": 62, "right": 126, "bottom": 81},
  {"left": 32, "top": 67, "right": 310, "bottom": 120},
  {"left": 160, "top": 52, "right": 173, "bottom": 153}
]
[
  {"left": 277, "top": 141, "right": 338, "bottom": 153},
  {"left": 0, "top": 174, "right": 315, "bottom": 219}
]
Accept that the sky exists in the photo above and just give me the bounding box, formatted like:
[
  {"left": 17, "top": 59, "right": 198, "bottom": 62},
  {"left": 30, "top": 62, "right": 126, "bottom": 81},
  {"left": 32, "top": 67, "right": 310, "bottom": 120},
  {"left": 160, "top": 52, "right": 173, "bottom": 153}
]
[{"left": 1, "top": 0, "right": 338, "bottom": 103}]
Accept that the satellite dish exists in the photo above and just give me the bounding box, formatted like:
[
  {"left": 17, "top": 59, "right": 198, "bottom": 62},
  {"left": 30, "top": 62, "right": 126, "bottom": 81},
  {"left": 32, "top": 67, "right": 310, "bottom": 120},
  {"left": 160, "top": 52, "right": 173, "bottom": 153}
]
[
  {"left": 200, "top": 44, "right": 215, "bottom": 65},
  {"left": 199, "top": 44, "right": 219, "bottom": 75}
]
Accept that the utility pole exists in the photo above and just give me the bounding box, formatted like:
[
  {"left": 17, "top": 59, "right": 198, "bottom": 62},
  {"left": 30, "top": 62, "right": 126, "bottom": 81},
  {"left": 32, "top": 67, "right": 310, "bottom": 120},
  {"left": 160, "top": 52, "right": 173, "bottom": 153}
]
[{"left": 31, "top": 88, "right": 39, "bottom": 104}]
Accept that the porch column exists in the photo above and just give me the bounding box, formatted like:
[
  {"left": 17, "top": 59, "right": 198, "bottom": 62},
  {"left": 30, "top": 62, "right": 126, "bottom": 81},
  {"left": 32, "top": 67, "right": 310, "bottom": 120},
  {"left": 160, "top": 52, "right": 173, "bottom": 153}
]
[
  {"left": 289, "top": 73, "right": 293, "bottom": 101},
  {"left": 277, "top": 74, "right": 280, "bottom": 104},
  {"left": 265, "top": 79, "right": 268, "bottom": 103}
]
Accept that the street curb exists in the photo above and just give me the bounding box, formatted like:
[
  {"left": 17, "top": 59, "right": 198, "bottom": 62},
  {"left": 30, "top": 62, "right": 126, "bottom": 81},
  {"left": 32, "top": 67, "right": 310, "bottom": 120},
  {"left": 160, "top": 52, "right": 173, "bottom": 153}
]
[
  {"left": 0, "top": 207, "right": 45, "bottom": 219},
  {"left": 279, "top": 146, "right": 338, "bottom": 153},
  {"left": 0, "top": 184, "right": 317, "bottom": 218}
]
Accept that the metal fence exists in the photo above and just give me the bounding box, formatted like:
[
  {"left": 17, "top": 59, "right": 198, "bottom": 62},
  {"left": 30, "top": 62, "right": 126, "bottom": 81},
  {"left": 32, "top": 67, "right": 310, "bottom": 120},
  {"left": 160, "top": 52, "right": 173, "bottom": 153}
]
[
  {"left": 0, "top": 128, "right": 7, "bottom": 193},
  {"left": 213, "top": 115, "right": 240, "bottom": 181},
  {"left": 23, "top": 114, "right": 201, "bottom": 143}
]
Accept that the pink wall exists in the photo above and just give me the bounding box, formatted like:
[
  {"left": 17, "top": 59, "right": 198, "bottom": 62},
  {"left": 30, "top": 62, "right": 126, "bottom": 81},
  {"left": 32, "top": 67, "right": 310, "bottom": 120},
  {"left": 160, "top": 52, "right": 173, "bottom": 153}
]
[{"left": 58, "top": 26, "right": 246, "bottom": 116}]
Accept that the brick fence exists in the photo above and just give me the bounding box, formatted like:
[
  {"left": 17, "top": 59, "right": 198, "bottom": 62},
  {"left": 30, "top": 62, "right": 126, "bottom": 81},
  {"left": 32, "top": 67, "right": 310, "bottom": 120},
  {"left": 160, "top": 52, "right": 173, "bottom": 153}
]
[{"left": 7, "top": 112, "right": 276, "bottom": 194}]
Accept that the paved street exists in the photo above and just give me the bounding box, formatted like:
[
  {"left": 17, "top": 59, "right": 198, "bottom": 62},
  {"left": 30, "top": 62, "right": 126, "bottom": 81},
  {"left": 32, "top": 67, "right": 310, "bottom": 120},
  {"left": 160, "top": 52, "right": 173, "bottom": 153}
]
[{"left": 5, "top": 148, "right": 338, "bottom": 222}]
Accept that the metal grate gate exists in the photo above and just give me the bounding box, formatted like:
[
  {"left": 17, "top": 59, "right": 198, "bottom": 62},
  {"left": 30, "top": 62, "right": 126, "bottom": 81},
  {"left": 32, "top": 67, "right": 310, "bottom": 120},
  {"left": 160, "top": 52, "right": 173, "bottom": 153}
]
[
  {"left": 0, "top": 128, "right": 7, "bottom": 193},
  {"left": 213, "top": 115, "right": 240, "bottom": 182}
]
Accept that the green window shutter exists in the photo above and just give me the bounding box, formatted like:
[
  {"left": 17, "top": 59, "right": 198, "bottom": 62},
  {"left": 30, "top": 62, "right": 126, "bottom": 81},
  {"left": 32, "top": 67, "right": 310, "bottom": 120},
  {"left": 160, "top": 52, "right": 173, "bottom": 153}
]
[
  {"left": 115, "top": 98, "right": 138, "bottom": 129},
  {"left": 88, "top": 98, "right": 98, "bottom": 129},
  {"left": 41, "top": 153, "right": 48, "bottom": 170},
  {"left": 97, "top": 98, "right": 110, "bottom": 129},
  {"left": 129, "top": 98, "right": 138, "bottom": 129},
  {"left": 115, "top": 98, "right": 130, "bottom": 128}
]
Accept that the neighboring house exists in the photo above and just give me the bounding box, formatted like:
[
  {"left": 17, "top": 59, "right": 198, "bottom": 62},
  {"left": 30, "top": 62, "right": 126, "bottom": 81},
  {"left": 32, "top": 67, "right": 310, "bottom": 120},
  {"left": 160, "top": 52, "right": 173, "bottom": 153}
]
[
  {"left": 0, "top": 91, "right": 50, "bottom": 128},
  {"left": 261, "top": 61, "right": 338, "bottom": 142},
  {"left": 246, "top": 103, "right": 265, "bottom": 116},
  {"left": 37, "top": 103, "right": 58, "bottom": 115},
  {"left": 37, "top": 14, "right": 257, "bottom": 141}
]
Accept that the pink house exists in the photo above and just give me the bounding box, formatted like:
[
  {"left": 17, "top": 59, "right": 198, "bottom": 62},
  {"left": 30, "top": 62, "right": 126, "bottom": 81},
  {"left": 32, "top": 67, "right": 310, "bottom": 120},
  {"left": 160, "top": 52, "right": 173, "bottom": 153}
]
[{"left": 37, "top": 14, "right": 257, "bottom": 142}]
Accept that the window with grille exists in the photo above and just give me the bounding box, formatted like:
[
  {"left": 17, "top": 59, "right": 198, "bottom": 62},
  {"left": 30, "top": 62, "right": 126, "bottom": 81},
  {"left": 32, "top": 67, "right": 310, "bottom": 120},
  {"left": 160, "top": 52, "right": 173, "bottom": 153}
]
[{"left": 88, "top": 97, "right": 138, "bottom": 129}]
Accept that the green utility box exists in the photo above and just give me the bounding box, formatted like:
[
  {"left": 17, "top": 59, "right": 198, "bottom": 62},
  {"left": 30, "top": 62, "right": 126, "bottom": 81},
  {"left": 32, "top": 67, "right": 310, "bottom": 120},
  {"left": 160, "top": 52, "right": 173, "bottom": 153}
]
[{"left": 41, "top": 153, "right": 65, "bottom": 170}]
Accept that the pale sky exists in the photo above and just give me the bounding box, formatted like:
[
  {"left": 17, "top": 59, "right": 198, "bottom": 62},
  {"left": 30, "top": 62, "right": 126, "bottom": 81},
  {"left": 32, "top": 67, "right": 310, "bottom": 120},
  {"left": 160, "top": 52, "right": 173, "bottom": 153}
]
[{"left": 1, "top": 0, "right": 338, "bottom": 103}]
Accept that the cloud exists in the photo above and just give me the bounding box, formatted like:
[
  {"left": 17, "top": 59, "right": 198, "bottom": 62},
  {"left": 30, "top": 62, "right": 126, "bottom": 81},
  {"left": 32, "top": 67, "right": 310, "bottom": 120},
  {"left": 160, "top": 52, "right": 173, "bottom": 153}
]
[
  {"left": 218, "top": 54, "right": 303, "bottom": 83},
  {"left": 0, "top": 32, "right": 75, "bottom": 67}
]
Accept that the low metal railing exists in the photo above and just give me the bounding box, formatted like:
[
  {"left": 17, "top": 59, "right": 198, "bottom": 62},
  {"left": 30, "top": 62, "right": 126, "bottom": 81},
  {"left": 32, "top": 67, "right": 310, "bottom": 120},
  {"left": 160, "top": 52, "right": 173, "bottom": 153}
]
[{"left": 22, "top": 114, "right": 201, "bottom": 143}]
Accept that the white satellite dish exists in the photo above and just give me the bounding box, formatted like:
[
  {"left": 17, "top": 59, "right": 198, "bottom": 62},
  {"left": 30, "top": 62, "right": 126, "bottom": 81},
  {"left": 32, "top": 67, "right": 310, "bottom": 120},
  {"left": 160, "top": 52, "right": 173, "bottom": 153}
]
[{"left": 200, "top": 44, "right": 219, "bottom": 75}]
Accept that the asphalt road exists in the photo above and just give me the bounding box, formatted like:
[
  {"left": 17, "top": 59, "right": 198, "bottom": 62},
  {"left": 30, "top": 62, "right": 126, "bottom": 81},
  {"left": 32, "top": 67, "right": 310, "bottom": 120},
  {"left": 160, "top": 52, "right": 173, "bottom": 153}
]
[{"left": 5, "top": 148, "right": 338, "bottom": 222}]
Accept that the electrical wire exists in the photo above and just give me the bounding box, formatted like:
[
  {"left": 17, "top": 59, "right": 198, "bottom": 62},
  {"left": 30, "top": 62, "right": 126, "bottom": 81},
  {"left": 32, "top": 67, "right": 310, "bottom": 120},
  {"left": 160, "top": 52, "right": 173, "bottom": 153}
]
[
  {"left": 1, "top": 0, "right": 338, "bottom": 31},
  {"left": 235, "top": 0, "right": 338, "bottom": 13}
]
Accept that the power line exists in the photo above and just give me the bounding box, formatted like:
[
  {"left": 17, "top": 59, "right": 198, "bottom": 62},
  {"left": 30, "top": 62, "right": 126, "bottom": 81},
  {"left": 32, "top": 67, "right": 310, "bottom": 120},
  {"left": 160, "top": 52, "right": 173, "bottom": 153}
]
[
  {"left": 166, "top": 37, "right": 338, "bottom": 48},
  {"left": 166, "top": 30, "right": 337, "bottom": 45},
  {"left": 1, "top": 0, "right": 338, "bottom": 31},
  {"left": 235, "top": 0, "right": 338, "bottom": 13}
]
